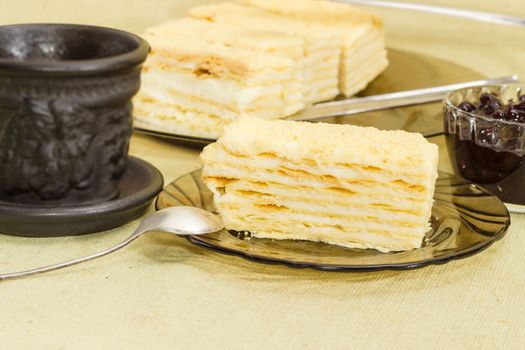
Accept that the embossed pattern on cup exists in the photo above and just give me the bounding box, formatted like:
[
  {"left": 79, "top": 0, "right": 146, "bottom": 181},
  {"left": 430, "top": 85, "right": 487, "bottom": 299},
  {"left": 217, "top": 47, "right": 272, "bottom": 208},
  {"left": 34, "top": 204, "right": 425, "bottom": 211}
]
[{"left": 0, "top": 24, "right": 149, "bottom": 205}]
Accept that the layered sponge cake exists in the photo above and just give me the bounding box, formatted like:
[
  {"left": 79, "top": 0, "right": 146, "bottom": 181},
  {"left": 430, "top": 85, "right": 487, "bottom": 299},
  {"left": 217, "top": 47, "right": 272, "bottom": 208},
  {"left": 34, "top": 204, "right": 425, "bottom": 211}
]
[
  {"left": 134, "top": 31, "right": 303, "bottom": 138},
  {"left": 189, "top": 2, "right": 341, "bottom": 103},
  {"left": 239, "top": 0, "right": 388, "bottom": 96},
  {"left": 201, "top": 117, "right": 439, "bottom": 252}
]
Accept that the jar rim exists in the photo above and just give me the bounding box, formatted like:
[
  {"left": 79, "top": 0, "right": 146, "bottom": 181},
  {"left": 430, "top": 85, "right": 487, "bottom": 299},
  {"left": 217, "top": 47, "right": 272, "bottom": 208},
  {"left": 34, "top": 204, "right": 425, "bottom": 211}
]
[{"left": 443, "top": 84, "right": 525, "bottom": 128}]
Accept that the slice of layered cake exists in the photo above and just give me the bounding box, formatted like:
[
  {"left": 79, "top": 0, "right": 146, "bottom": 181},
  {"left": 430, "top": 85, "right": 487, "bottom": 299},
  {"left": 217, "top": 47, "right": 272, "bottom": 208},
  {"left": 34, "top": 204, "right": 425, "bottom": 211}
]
[
  {"left": 200, "top": 117, "right": 439, "bottom": 252},
  {"left": 239, "top": 0, "right": 388, "bottom": 96},
  {"left": 134, "top": 34, "right": 303, "bottom": 138},
  {"left": 189, "top": 2, "right": 341, "bottom": 103}
]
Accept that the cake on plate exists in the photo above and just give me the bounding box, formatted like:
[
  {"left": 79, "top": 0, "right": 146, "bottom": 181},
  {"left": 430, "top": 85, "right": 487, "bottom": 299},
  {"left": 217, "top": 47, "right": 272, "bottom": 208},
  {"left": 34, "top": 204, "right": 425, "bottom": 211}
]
[{"left": 200, "top": 117, "right": 439, "bottom": 252}]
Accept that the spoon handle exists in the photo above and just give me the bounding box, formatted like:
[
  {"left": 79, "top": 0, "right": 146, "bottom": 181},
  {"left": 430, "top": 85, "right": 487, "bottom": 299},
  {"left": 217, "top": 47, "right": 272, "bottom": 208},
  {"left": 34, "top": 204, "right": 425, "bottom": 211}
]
[{"left": 0, "top": 231, "right": 143, "bottom": 281}]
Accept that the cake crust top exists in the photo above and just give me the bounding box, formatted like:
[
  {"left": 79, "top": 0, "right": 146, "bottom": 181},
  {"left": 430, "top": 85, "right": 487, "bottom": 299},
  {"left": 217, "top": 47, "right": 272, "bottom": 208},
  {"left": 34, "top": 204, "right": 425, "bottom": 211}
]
[
  {"left": 238, "top": 0, "right": 383, "bottom": 27},
  {"left": 145, "top": 18, "right": 304, "bottom": 47},
  {"left": 144, "top": 18, "right": 304, "bottom": 60},
  {"left": 189, "top": 3, "right": 340, "bottom": 40},
  {"left": 205, "top": 117, "right": 438, "bottom": 175}
]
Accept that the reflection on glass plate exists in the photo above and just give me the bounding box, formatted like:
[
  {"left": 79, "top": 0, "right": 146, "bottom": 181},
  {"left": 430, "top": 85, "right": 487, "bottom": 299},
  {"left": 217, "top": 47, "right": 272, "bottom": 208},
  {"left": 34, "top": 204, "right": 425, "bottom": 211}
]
[
  {"left": 156, "top": 170, "right": 510, "bottom": 271},
  {"left": 134, "top": 49, "right": 484, "bottom": 146}
]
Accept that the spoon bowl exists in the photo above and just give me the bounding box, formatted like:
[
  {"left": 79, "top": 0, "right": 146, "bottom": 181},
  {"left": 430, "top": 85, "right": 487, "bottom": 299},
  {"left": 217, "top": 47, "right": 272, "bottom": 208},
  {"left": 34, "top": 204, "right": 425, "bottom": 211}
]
[
  {"left": 136, "top": 206, "right": 223, "bottom": 236},
  {"left": 0, "top": 206, "right": 224, "bottom": 281}
]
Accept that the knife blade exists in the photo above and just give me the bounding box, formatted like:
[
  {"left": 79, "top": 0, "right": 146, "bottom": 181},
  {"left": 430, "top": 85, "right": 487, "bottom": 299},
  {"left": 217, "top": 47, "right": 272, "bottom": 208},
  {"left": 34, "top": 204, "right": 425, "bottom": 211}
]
[{"left": 289, "top": 75, "right": 519, "bottom": 121}]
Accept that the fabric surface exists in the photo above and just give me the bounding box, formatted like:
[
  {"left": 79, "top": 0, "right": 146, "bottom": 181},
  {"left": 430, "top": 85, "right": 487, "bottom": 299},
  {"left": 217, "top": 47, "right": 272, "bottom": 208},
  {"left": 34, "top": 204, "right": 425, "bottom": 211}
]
[{"left": 1, "top": 1, "right": 525, "bottom": 349}]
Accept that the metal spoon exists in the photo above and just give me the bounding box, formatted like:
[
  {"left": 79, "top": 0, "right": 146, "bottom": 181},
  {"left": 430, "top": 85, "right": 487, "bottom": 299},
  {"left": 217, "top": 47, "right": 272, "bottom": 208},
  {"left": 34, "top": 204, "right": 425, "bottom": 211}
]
[{"left": 0, "top": 206, "right": 223, "bottom": 281}]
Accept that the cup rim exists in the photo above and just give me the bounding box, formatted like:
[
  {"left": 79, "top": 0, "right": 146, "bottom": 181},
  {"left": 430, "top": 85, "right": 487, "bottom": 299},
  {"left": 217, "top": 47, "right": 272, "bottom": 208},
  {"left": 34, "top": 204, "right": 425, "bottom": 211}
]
[
  {"left": 0, "top": 23, "right": 150, "bottom": 76},
  {"left": 443, "top": 83, "right": 525, "bottom": 128}
]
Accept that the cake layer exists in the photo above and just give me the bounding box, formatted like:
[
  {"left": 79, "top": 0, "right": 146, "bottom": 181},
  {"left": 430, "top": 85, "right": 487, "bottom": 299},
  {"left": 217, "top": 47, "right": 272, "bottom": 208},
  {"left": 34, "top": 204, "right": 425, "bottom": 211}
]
[
  {"left": 134, "top": 99, "right": 231, "bottom": 139},
  {"left": 138, "top": 66, "right": 303, "bottom": 119},
  {"left": 238, "top": 0, "right": 383, "bottom": 25},
  {"left": 189, "top": 2, "right": 341, "bottom": 103},
  {"left": 216, "top": 187, "right": 429, "bottom": 252},
  {"left": 216, "top": 117, "right": 439, "bottom": 178},
  {"left": 208, "top": 179, "right": 428, "bottom": 213},
  {"left": 219, "top": 205, "right": 425, "bottom": 237},
  {"left": 210, "top": 185, "right": 429, "bottom": 252},
  {"left": 218, "top": 191, "right": 427, "bottom": 226},
  {"left": 200, "top": 117, "right": 439, "bottom": 252},
  {"left": 203, "top": 166, "right": 432, "bottom": 205},
  {"left": 135, "top": 33, "right": 304, "bottom": 137},
  {"left": 143, "top": 36, "right": 301, "bottom": 83},
  {"left": 144, "top": 18, "right": 305, "bottom": 63},
  {"left": 202, "top": 144, "right": 434, "bottom": 225},
  {"left": 203, "top": 142, "right": 434, "bottom": 185},
  {"left": 340, "top": 29, "right": 388, "bottom": 95}
]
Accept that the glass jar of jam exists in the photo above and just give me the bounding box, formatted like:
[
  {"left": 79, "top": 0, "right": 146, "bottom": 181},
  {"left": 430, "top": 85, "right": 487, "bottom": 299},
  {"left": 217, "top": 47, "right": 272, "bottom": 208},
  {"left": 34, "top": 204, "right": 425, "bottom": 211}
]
[{"left": 444, "top": 84, "right": 525, "bottom": 211}]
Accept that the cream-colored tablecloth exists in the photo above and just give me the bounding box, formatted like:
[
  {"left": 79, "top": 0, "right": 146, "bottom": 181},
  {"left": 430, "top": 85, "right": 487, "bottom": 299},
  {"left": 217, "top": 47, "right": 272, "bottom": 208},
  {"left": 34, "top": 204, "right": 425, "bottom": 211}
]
[{"left": 1, "top": 1, "right": 525, "bottom": 349}]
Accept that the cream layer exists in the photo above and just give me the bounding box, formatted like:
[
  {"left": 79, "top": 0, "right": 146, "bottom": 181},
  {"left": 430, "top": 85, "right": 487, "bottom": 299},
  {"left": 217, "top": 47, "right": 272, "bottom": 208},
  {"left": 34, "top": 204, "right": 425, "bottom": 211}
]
[
  {"left": 137, "top": 68, "right": 303, "bottom": 119},
  {"left": 218, "top": 193, "right": 427, "bottom": 226},
  {"left": 204, "top": 141, "right": 435, "bottom": 185},
  {"left": 135, "top": 91, "right": 303, "bottom": 121},
  {"left": 203, "top": 167, "right": 432, "bottom": 210},
  {"left": 218, "top": 180, "right": 428, "bottom": 212},
  {"left": 145, "top": 52, "right": 303, "bottom": 87},
  {"left": 134, "top": 111, "right": 227, "bottom": 139},
  {"left": 218, "top": 203, "right": 425, "bottom": 252},
  {"left": 342, "top": 58, "right": 388, "bottom": 96},
  {"left": 340, "top": 29, "right": 388, "bottom": 95}
]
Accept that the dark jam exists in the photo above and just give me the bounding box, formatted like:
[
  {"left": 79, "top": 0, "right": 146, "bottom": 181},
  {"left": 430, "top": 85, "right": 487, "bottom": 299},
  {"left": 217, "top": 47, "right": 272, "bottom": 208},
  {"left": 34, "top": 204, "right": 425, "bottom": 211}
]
[{"left": 445, "top": 93, "right": 525, "bottom": 205}]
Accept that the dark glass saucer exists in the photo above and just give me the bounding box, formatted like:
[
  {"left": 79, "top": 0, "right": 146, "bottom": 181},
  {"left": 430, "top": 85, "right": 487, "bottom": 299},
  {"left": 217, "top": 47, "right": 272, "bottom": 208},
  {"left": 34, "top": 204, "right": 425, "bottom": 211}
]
[
  {"left": 0, "top": 156, "right": 163, "bottom": 237},
  {"left": 156, "top": 170, "right": 510, "bottom": 271}
]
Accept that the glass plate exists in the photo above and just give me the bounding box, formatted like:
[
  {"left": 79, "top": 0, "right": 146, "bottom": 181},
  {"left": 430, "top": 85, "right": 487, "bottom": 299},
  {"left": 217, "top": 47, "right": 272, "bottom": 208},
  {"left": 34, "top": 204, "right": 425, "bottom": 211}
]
[
  {"left": 156, "top": 170, "right": 510, "bottom": 271},
  {"left": 133, "top": 49, "right": 484, "bottom": 146}
]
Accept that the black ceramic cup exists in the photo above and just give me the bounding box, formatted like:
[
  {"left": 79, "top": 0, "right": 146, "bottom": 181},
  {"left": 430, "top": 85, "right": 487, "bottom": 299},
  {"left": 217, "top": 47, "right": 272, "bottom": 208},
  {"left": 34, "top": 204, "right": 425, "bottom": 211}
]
[{"left": 0, "top": 24, "right": 149, "bottom": 205}]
